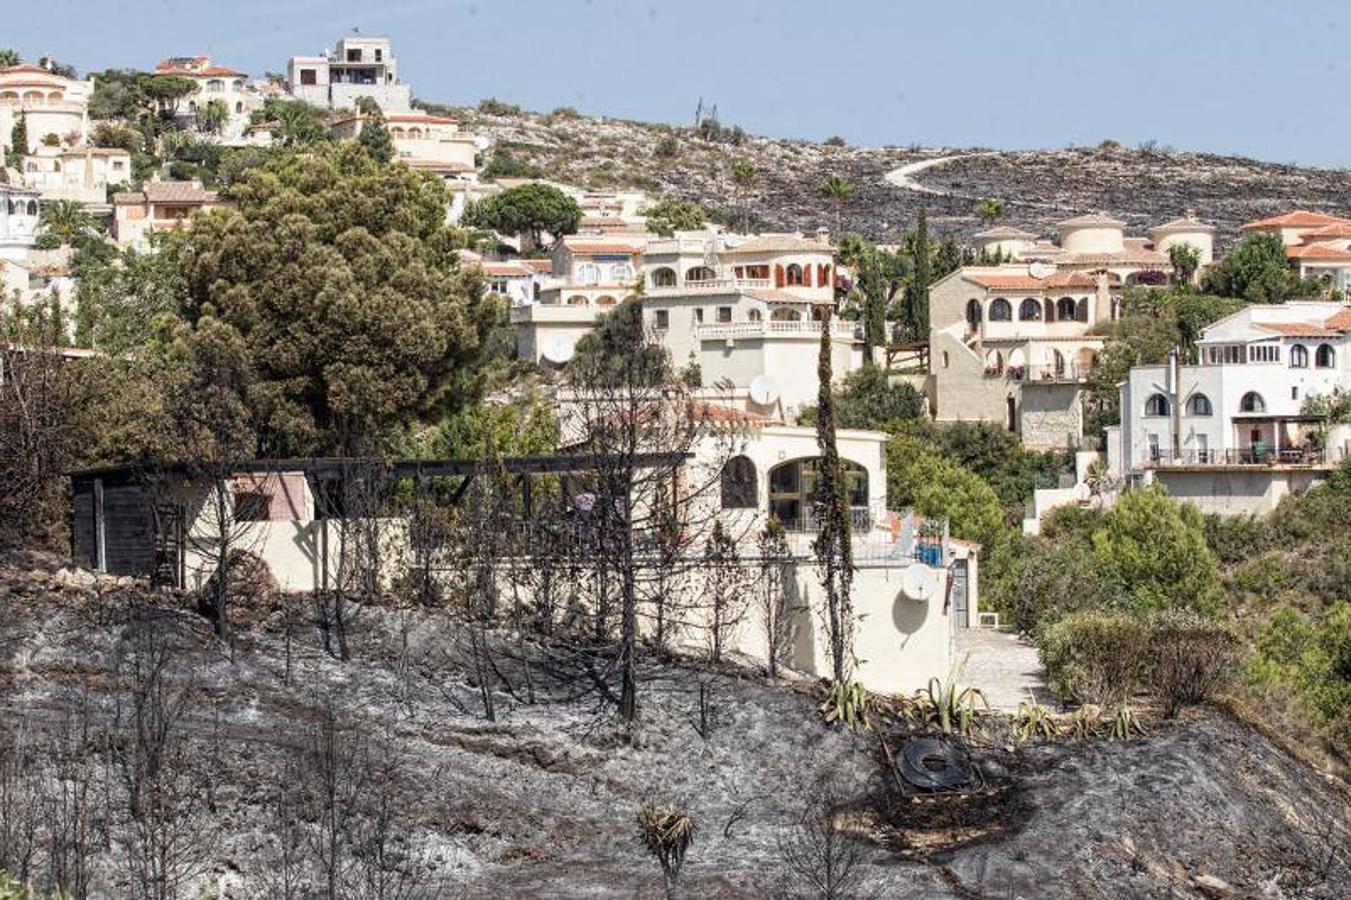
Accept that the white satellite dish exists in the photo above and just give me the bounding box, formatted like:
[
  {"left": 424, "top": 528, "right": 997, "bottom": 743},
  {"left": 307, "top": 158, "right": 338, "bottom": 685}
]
[
  {"left": 1028, "top": 261, "right": 1053, "bottom": 279},
  {"left": 901, "top": 565, "right": 939, "bottom": 601},
  {"left": 749, "top": 375, "right": 780, "bottom": 407},
  {"left": 541, "top": 335, "right": 575, "bottom": 365}
]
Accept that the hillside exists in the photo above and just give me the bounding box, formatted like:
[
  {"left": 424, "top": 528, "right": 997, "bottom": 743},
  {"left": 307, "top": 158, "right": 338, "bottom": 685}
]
[
  {"left": 443, "top": 103, "right": 1351, "bottom": 245},
  {"left": 1, "top": 553, "right": 1346, "bottom": 898}
]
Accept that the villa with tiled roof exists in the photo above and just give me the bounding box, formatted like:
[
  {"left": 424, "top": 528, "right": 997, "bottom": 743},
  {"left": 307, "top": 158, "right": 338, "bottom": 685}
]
[
  {"left": 1241, "top": 209, "right": 1351, "bottom": 289},
  {"left": 153, "top": 56, "right": 260, "bottom": 144},
  {"left": 112, "top": 179, "right": 229, "bottom": 248}
]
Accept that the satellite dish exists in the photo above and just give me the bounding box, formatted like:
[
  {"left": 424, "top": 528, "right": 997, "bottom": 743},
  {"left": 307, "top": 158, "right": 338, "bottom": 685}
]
[
  {"left": 541, "top": 335, "right": 575, "bottom": 365},
  {"left": 1028, "top": 261, "right": 1053, "bottom": 279},
  {"left": 749, "top": 375, "right": 780, "bottom": 406},
  {"left": 902, "top": 565, "right": 939, "bottom": 601}
]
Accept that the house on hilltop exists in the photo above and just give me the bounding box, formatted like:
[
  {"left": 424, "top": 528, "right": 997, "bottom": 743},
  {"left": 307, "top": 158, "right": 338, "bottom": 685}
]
[{"left": 286, "top": 34, "right": 411, "bottom": 112}]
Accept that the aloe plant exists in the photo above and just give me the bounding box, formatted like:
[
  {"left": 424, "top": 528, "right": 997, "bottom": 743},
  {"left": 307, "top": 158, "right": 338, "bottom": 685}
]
[
  {"left": 1015, "top": 700, "right": 1060, "bottom": 741},
  {"left": 920, "top": 667, "right": 988, "bottom": 735},
  {"left": 1110, "top": 705, "right": 1146, "bottom": 740},
  {"left": 819, "top": 680, "right": 874, "bottom": 732}
]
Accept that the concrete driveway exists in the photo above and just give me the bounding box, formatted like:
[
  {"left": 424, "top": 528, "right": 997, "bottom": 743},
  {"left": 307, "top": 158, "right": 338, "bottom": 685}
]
[{"left": 953, "top": 627, "right": 1053, "bottom": 711}]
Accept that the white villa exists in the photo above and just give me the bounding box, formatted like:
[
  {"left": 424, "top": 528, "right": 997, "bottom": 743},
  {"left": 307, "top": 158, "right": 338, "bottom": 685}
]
[
  {"left": 152, "top": 56, "right": 259, "bottom": 143},
  {"left": 1242, "top": 210, "right": 1351, "bottom": 292},
  {"left": 19, "top": 146, "right": 132, "bottom": 207},
  {"left": 0, "top": 181, "right": 40, "bottom": 262},
  {"left": 286, "top": 35, "right": 411, "bottom": 112},
  {"left": 0, "top": 64, "right": 94, "bottom": 154},
  {"left": 1109, "top": 301, "right": 1351, "bottom": 516}
]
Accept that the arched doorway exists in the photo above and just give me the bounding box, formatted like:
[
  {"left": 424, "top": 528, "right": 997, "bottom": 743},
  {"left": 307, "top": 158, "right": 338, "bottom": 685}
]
[{"left": 768, "top": 457, "right": 869, "bottom": 531}]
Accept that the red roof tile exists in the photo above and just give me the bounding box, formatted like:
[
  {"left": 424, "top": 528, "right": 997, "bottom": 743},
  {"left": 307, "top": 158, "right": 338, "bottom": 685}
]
[
  {"left": 1242, "top": 210, "right": 1351, "bottom": 230},
  {"left": 966, "top": 271, "right": 1101, "bottom": 290},
  {"left": 1298, "top": 223, "right": 1351, "bottom": 239},
  {"left": 1256, "top": 323, "right": 1341, "bottom": 337},
  {"left": 1286, "top": 244, "right": 1351, "bottom": 261},
  {"left": 1324, "top": 309, "right": 1351, "bottom": 331}
]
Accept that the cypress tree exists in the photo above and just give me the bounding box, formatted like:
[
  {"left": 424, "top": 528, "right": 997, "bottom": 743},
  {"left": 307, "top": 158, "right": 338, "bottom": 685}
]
[
  {"left": 813, "top": 307, "right": 855, "bottom": 685},
  {"left": 8, "top": 112, "right": 28, "bottom": 164},
  {"left": 906, "top": 206, "right": 931, "bottom": 341},
  {"left": 358, "top": 110, "right": 395, "bottom": 165}
]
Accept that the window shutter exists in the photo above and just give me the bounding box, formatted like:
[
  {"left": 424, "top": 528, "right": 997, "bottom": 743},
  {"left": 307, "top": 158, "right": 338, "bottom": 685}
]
[
  {"left": 804, "top": 264, "right": 813, "bottom": 287},
  {"left": 775, "top": 265, "right": 785, "bottom": 288}
]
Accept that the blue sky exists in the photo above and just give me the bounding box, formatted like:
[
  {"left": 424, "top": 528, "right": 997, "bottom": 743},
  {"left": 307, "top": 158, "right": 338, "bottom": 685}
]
[{"left": 9, "top": 0, "right": 1350, "bottom": 167}]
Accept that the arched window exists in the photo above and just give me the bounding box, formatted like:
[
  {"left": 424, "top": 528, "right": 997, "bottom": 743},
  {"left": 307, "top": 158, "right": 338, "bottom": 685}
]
[
  {"left": 785, "top": 263, "right": 805, "bottom": 286},
  {"left": 206, "top": 79, "right": 224, "bottom": 92},
  {"left": 566, "top": 295, "right": 588, "bottom": 306},
  {"left": 1240, "top": 391, "right": 1266, "bottom": 413},
  {"left": 595, "top": 295, "right": 617, "bottom": 307},
  {"left": 748, "top": 309, "right": 762, "bottom": 322},
  {"left": 720, "top": 455, "right": 757, "bottom": 509},
  {"left": 5, "top": 200, "right": 13, "bottom": 214},
  {"left": 651, "top": 267, "right": 677, "bottom": 288},
  {"left": 1018, "top": 298, "right": 1042, "bottom": 321},
  {"left": 235, "top": 101, "right": 243, "bottom": 114},
  {"left": 989, "top": 298, "right": 1012, "bottom": 321},
  {"left": 610, "top": 263, "right": 633, "bottom": 282},
  {"left": 1290, "top": 344, "right": 1309, "bottom": 368},
  {"left": 686, "top": 265, "right": 716, "bottom": 283},
  {"left": 1144, "top": 393, "right": 1170, "bottom": 417},
  {"left": 576, "top": 263, "right": 599, "bottom": 284},
  {"left": 1185, "top": 394, "right": 1213, "bottom": 416},
  {"left": 1056, "top": 296, "right": 1078, "bottom": 320},
  {"left": 26, "top": 200, "right": 37, "bottom": 215},
  {"left": 1315, "top": 343, "right": 1336, "bottom": 368},
  {"left": 771, "top": 307, "right": 801, "bottom": 321},
  {"left": 965, "top": 299, "right": 982, "bottom": 328}
]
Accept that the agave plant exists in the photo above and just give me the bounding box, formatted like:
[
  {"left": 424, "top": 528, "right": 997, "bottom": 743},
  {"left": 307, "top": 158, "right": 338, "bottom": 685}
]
[
  {"left": 636, "top": 802, "right": 697, "bottom": 899},
  {"left": 820, "top": 680, "right": 874, "bottom": 732},
  {"left": 920, "top": 669, "right": 988, "bottom": 736},
  {"left": 1110, "top": 705, "right": 1147, "bottom": 740},
  {"left": 1015, "top": 700, "right": 1060, "bottom": 741}
]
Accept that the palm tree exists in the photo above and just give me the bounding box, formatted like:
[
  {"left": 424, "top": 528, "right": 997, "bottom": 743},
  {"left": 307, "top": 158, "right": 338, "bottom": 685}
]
[
  {"left": 0, "top": 49, "right": 20, "bottom": 68},
  {"left": 39, "top": 200, "right": 96, "bottom": 245},
  {"left": 196, "top": 98, "right": 229, "bottom": 135},
  {"left": 819, "top": 176, "right": 853, "bottom": 237},
  {"left": 730, "top": 158, "right": 757, "bottom": 232},
  {"left": 976, "top": 198, "right": 1006, "bottom": 226}
]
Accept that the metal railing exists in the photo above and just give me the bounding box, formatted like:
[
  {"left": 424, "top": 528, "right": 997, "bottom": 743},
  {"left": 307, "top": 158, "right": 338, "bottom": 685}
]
[
  {"left": 697, "top": 320, "right": 859, "bottom": 340},
  {"left": 646, "top": 276, "right": 776, "bottom": 295},
  {"left": 986, "top": 364, "right": 1092, "bottom": 382},
  {"left": 1149, "top": 448, "right": 1328, "bottom": 467}
]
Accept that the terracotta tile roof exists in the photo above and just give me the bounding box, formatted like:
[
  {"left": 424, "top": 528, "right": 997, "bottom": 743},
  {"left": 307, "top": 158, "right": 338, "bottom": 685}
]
[
  {"left": 1286, "top": 244, "right": 1351, "bottom": 261},
  {"left": 973, "top": 225, "right": 1037, "bottom": 239},
  {"left": 1325, "top": 308, "right": 1351, "bottom": 330},
  {"left": 722, "top": 234, "right": 832, "bottom": 255},
  {"left": 1242, "top": 210, "right": 1351, "bottom": 230},
  {"left": 1256, "top": 323, "right": 1341, "bottom": 337},
  {"left": 1299, "top": 223, "right": 1351, "bottom": 239},
  {"left": 1151, "top": 215, "right": 1215, "bottom": 234},
  {"left": 154, "top": 57, "right": 246, "bottom": 77},
  {"left": 116, "top": 180, "right": 220, "bottom": 205},
  {"left": 966, "top": 271, "right": 1101, "bottom": 290},
  {"left": 520, "top": 259, "right": 553, "bottom": 273},
  {"left": 1057, "top": 212, "right": 1126, "bottom": 228},
  {"left": 560, "top": 237, "right": 646, "bottom": 254},
  {"left": 479, "top": 262, "right": 534, "bottom": 277}
]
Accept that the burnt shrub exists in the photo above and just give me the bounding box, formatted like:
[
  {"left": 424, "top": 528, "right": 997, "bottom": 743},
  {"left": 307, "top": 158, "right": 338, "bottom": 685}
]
[{"left": 1149, "top": 610, "right": 1238, "bottom": 717}]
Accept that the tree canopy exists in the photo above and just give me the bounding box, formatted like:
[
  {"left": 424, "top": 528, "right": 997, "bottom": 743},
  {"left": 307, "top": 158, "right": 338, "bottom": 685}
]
[
  {"left": 640, "top": 198, "right": 708, "bottom": 237},
  {"left": 463, "top": 183, "right": 582, "bottom": 248},
  {"left": 1201, "top": 231, "right": 1320, "bottom": 302}
]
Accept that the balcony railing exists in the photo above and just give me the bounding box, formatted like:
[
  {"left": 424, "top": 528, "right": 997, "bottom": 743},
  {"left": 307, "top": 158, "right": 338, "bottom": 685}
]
[
  {"left": 1148, "top": 448, "right": 1329, "bottom": 467},
  {"left": 646, "top": 277, "right": 775, "bottom": 295},
  {"left": 774, "top": 505, "right": 950, "bottom": 567},
  {"left": 984, "top": 364, "right": 1093, "bottom": 383},
  {"left": 697, "top": 320, "right": 859, "bottom": 340}
]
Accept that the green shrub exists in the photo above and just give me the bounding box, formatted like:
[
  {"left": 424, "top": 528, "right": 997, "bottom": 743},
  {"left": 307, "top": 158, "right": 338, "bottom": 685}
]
[
  {"left": 1228, "top": 551, "right": 1298, "bottom": 601},
  {"left": 1039, "top": 610, "right": 1150, "bottom": 707},
  {"left": 1148, "top": 610, "right": 1238, "bottom": 716},
  {"left": 1203, "top": 513, "right": 1270, "bottom": 564},
  {"left": 1252, "top": 602, "right": 1351, "bottom": 728}
]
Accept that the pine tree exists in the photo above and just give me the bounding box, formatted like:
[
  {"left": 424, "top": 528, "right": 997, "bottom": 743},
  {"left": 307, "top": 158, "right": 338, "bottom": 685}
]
[
  {"left": 812, "top": 308, "right": 855, "bottom": 686},
  {"left": 357, "top": 110, "right": 394, "bottom": 165}
]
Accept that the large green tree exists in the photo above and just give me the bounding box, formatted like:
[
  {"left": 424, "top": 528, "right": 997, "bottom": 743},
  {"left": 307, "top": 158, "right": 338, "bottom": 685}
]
[
  {"left": 640, "top": 197, "right": 707, "bottom": 237},
  {"left": 1202, "top": 231, "right": 1312, "bottom": 302},
  {"left": 463, "top": 183, "right": 582, "bottom": 249},
  {"left": 166, "top": 142, "right": 492, "bottom": 454},
  {"left": 357, "top": 108, "right": 395, "bottom": 165},
  {"left": 1090, "top": 483, "right": 1220, "bottom": 614}
]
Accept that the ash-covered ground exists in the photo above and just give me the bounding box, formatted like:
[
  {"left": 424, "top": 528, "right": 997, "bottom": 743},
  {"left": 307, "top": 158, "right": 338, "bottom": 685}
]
[{"left": 0, "top": 554, "right": 1346, "bottom": 898}]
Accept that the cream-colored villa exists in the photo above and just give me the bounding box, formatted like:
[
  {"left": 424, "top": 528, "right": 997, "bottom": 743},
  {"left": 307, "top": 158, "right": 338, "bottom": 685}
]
[
  {"left": 1241, "top": 210, "right": 1351, "bottom": 292},
  {"left": 111, "top": 179, "right": 228, "bottom": 248},
  {"left": 70, "top": 410, "right": 981, "bottom": 695},
  {"left": 330, "top": 110, "right": 479, "bottom": 177},
  {"left": 0, "top": 64, "right": 93, "bottom": 155},
  {"left": 0, "top": 181, "right": 40, "bottom": 262},
  {"left": 511, "top": 235, "right": 647, "bottom": 363},
  {"left": 153, "top": 56, "right": 259, "bottom": 143},
  {"left": 928, "top": 264, "right": 1114, "bottom": 448},
  {"left": 19, "top": 146, "right": 132, "bottom": 207}
]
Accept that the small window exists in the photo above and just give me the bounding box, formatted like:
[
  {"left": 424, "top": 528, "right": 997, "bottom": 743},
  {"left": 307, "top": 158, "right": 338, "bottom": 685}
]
[
  {"left": 1290, "top": 344, "right": 1309, "bottom": 368},
  {"left": 654, "top": 309, "right": 669, "bottom": 329},
  {"left": 694, "top": 308, "right": 704, "bottom": 323},
  {"left": 1185, "top": 394, "right": 1212, "bottom": 416},
  {"left": 233, "top": 491, "right": 270, "bottom": 522},
  {"left": 1018, "top": 298, "right": 1041, "bottom": 321},
  {"left": 1315, "top": 343, "right": 1336, "bottom": 368},
  {"left": 1240, "top": 391, "right": 1266, "bottom": 413},
  {"left": 942, "top": 350, "right": 950, "bottom": 368},
  {"left": 989, "top": 298, "right": 1012, "bottom": 321},
  {"left": 720, "top": 455, "right": 757, "bottom": 509},
  {"left": 717, "top": 306, "right": 732, "bottom": 323},
  {"left": 1144, "top": 393, "right": 1170, "bottom": 417},
  {"left": 300, "top": 68, "right": 317, "bottom": 86},
  {"left": 1291, "top": 386, "right": 1299, "bottom": 400},
  {"left": 748, "top": 309, "right": 762, "bottom": 322}
]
